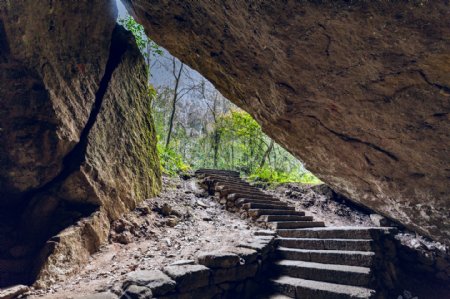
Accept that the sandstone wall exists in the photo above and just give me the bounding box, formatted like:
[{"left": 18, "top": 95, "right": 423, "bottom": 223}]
[
  {"left": 123, "top": 0, "right": 450, "bottom": 244},
  {"left": 0, "top": 0, "right": 114, "bottom": 203},
  {"left": 0, "top": 1, "right": 161, "bottom": 287},
  {"left": 31, "top": 25, "right": 162, "bottom": 286}
]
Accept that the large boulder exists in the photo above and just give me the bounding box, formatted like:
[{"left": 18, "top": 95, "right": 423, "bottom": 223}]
[
  {"left": 27, "top": 26, "right": 161, "bottom": 287},
  {"left": 0, "top": 1, "right": 114, "bottom": 203},
  {"left": 123, "top": 0, "right": 450, "bottom": 243},
  {"left": 0, "top": 0, "right": 161, "bottom": 287}
]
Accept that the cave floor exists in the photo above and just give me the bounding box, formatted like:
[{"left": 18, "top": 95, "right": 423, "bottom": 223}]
[
  {"left": 28, "top": 176, "right": 258, "bottom": 298},
  {"left": 23, "top": 175, "right": 449, "bottom": 298}
]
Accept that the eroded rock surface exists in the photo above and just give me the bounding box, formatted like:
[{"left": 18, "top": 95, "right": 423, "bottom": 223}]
[
  {"left": 0, "top": 0, "right": 160, "bottom": 287},
  {"left": 0, "top": 1, "right": 114, "bottom": 203},
  {"left": 123, "top": 0, "right": 450, "bottom": 243},
  {"left": 0, "top": 0, "right": 449, "bottom": 289},
  {"left": 33, "top": 26, "right": 161, "bottom": 285}
]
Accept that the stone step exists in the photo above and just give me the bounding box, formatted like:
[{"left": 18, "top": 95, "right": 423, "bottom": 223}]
[
  {"left": 208, "top": 180, "right": 247, "bottom": 187},
  {"left": 242, "top": 203, "right": 295, "bottom": 210},
  {"left": 200, "top": 174, "right": 240, "bottom": 180},
  {"left": 236, "top": 198, "right": 288, "bottom": 207},
  {"left": 277, "top": 238, "right": 374, "bottom": 251},
  {"left": 249, "top": 209, "right": 306, "bottom": 218},
  {"left": 201, "top": 177, "right": 241, "bottom": 182},
  {"left": 212, "top": 183, "right": 252, "bottom": 190},
  {"left": 271, "top": 276, "right": 375, "bottom": 299},
  {"left": 203, "top": 174, "right": 240, "bottom": 178},
  {"left": 259, "top": 293, "right": 294, "bottom": 299},
  {"left": 196, "top": 169, "right": 240, "bottom": 176},
  {"left": 218, "top": 188, "right": 267, "bottom": 197},
  {"left": 271, "top": 221, "right": 325, "bottom": 229},
  {"left": 207, "top": 173, "right": 248, "bottom": 184},
  {"left": 275, "top": 227, "right": 391, "bottom": 239},
  {"left": 214, "top": 181, "right": 251, "bottom": 188},
  {"left": 221, "top": 190, "right": 270, "bottom": 199},
  {"left": 228, "top": 193, "right": 276, "bottom": 201},
  {"left": 258, "top": 215, "right": 313, "bottom": 222},
  {"left": 195, "top": 168, "right": 239, "bottom": 175},
  {"left": 274, "top": 260, "right": 372, "bottom": 287},
  {"left": 215, "top": 183, "right": 262, "bottom": 190},
  {"left": 276, "top": 247, "right": 375, "bottom": 267}
]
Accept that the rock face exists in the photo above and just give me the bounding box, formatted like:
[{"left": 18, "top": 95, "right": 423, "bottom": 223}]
[
  {"left": 0, "top": 1, "right": 114, "bottom": 203},
  {"left": 0, "top": 0, "right": 161, "bottom": 287},
  {"left": 123, "top": 0, "right": 450, "bottom": 244},
  {"left": 0, "top": 0, "right": 449, "bottom": 288},
  {"left": 32, "top": 25, "right": 162, "bottom": 286}
]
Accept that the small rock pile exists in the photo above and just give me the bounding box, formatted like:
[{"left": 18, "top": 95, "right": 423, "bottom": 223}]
[{"left": 109, "top": 201, "right": 185, "bottom": 245}]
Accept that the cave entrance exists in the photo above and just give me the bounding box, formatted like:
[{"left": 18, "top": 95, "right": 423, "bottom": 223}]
[
  {"left": 114, "top": 7, "right": 321, "bottom": 186},
  {"left": 0, "top": 4, "right": 320, "bottom": 289},
  {"left": 0, "top": 0, "right": 448, "bottom": 295}
]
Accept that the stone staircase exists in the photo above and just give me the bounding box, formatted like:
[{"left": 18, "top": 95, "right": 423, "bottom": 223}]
[
  {"left": 272, "top": 227, "right": 379, "bottom": 298},
  {"left": 195, "top": 169, "right": 395, "bottom": 299}
]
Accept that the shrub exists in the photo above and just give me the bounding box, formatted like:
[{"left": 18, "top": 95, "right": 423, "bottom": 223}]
[
  {"left": 157, "top": 142, "right": 191, "bottom": 176},
  {"left": 249, "top": 166, "right": 322, "bottom": 185}
]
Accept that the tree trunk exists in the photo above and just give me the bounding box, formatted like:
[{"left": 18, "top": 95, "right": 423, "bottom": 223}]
[
  {"left": 212, "top": 130, "right": 220, "bottom": 168},
  {"left": 165, "top": 95, "right": 177, "bottom": 148},
  {"left": 260, "top": 140, "right": 275, "bottom": 168},
  {"left": 146, "top": 43, "right": 151, "bottom": 78},
  {"left": 165, "top": 59, "right": 184, "bottom": 149},
  {"left": 231, "top": 141, "right": 234, "bottom": 168}
]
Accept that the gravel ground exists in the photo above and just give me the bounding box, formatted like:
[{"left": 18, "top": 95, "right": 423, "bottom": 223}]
[
  {"left": 266, "top": 183, "right": 373, "bottom": 227},
  {"left": 28, "top": 176, "right": 257, "bottom": 298}
]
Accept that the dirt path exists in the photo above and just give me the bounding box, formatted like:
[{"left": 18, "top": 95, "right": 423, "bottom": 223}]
[{"left": 29, "top": 176, "right": 257, "bottom": 298}]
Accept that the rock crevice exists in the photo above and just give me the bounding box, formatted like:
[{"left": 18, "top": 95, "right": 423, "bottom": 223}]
[
  {"left": 21, "top": 24, "right": 129, "bottom": 208},
  {"left": 304, "top": 114, "right": 399, "bottom": 161}
]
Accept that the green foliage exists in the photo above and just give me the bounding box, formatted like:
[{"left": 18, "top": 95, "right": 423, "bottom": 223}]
[
  {"left": 120, "top": 16, "right": 321, "bottom": 184},
  {"left": 118, "top": 16, "right": 163, "bottom": 58},
  {"left": 212, "top": 109, "right": 264, "bottom": 173},
  {"left": 147, "top": 84, "right": 157, "bottom": 100},
  {"left": 153, "top": 93, "right": 320, "bottom": 182},
  {"left": 157, "top": 142, "right": 191, "bottom": 176},
  {"left": 176, "top": 108, "right": 320, "bottom": 184},
  {"left": 218, "top": 110, "right": 262, "bottom": 140},
  {"left": 218, "top": 110, "right": 322, "bottom": 184},
  {"left": 249, "top": 166, "right": 322, "bottom": 185}
]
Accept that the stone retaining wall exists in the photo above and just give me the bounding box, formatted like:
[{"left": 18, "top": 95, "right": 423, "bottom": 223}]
[
  {"left": 395, "top": 239, "right": 450, "bottom": 283},
  {"left": 112, "top": 232, "right": 276, "bottom": 299},
  {"left": 368, "top": 229, "right": 450, "bottom": 297}
]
